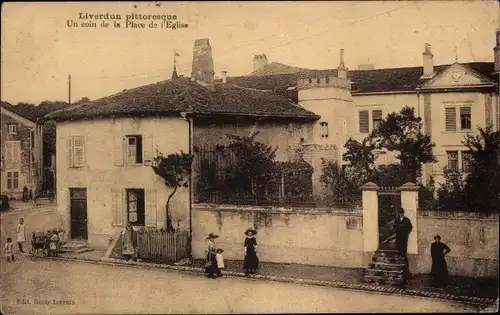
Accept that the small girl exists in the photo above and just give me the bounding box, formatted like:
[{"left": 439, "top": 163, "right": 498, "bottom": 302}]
[
  {"left": 216, "top": 248, "right": 225, "bottom": 277},
  {"left": 5, "top": 237, "right": 14, "bottom": 262},
  {"left": 58, "top": 229, "right": 66, "bottom": 246},
  {"left": 49, "top": 230, "right": 59, "bottom": 257}
]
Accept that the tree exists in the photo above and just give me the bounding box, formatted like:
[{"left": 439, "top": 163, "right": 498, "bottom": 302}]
[
  {"left": 370, "top": 106, "right": 436, "bottom": 181},
  {"left": 225, "top": 131, "right": 277, "bottom": 196},
  {"left": 342, "top": 137, "right": 377, "bottom": 174},
  {"left": 151, "top": 151, "right": 193, "bottom": 232},
  {"left": 320, "top": 161, "right": 364, "bottom": 207},
  {"left": 462, "top": 126, "right": 500, "bottom": 213},
  {"left": 436, "top": 168, "right": 466, "bottom": 211}
]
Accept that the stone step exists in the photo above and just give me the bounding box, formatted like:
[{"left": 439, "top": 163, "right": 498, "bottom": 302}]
[
  {"left": 365, "top": 268, "right": 404, "bottom": 278},
  {"left": 363, "top": 275, "right": 405, "bottom": 285},
  {"left": 374, "top": 249, "right": 404, "bottom": 257},
  {"left": 372, "top": 255, "right": 407, "bottom": 264},
  {"left": 60, "top": 242, "right": 93, "bottom": 254},
  {"left": 369, "top": 262, "right": 406, "bottom": 271}
]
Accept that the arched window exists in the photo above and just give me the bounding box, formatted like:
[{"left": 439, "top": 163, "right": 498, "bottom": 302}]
[{"left": 320, "top": 122, "right": 329, "bottom": 138}]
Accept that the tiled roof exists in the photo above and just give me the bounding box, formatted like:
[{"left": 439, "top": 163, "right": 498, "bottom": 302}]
[
  {"left": 1, "top": 101, "right": 35, "bottom": 121},
  {"left": 46, "top": 77, "right": 320, "bottom": 122},
  {"left": 249, "top": 62, "right": 307, "bottom": 76},
  {"left": 221, "top": 62, "right": 497, "bottom": 94}
]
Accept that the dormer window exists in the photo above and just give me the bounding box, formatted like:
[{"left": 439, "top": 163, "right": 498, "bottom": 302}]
[
  {"left": 320, "top": 122, "right": 329, "bottom": 138},
  {"left": 8, "top": 124, "right": 17, "bottom": 135}
]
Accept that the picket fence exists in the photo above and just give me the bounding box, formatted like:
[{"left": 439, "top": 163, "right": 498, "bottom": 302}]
[{"left": 136, "top": 229, "right": 189, "bottom": 262}]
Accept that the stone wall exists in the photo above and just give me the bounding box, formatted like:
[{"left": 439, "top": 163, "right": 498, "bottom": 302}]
[
  {"left": 192, "top": 204, "right": 369, "bottom": 268},
  {"left": 191, "top": 203, "right": 499, "bottom": 278}
]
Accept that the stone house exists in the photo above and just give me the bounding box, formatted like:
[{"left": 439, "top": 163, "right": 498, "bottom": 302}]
[
  {"left": 46, "top": 39, "right": 319, "bottom": 249},
  {"left": 221, "top": 30, "right": 500, "bottom": 186},
  {"left": 0, "top": 102, "right": 44, "bottom": 199}
]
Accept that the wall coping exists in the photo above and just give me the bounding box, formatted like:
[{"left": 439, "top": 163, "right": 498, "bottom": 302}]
[
  {"left": 418, "top": 210, "right": 500, "bottom": 220},
  {"left": 193, "top": 203, "right": 362, "bottom": 216}
]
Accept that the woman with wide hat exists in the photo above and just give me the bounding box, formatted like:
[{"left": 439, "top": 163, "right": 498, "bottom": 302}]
[
  {"left": 243, "top": 228, "right": 259, "bottom": 275},
  {"left": 205, "top": 233, "right": 219, "bottom": 278}
]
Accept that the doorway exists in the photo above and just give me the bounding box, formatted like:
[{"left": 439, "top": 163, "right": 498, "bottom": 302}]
[
  {"left": 377, "top": 188, "right": 401, "bottom": 249},
  {"left": 70, "top": 188, "right": 88, "bottom": 240}
]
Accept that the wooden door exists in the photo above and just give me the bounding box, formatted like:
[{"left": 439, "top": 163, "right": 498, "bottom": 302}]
[{"left": 70, "top": 188, "right": 88, "bottom": 239}]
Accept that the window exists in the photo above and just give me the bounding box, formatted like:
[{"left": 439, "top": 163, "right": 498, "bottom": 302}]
[
  {"left": 7, "top": 171, "right": 19, "bottom": 189},
  {"left": 445, "top": 106, "right": 472, "bottom": 132},
  {"left": 460, "top": 107, "right": 471, "bottom": 130},
  {"left": 445, "top": 108, "right": 457, "bottom": 131},
  {"left": 359, "top": 110, "right": 369, "bottom": 133},
  {"left": 126, "top": 189, "right": 145, "bottom": 226},
  {"left": 30, "top": 130, "right": 35, "bottom": 148},
  {"left": 66, "top": 136, "right": 86, "bottom": 168},
  {"left": 462, "top": 151, "right": 473, "bottom": 173},
  {"left": 372, "top": 110, "right": 383, "bottom": 130},
  {"left": 7, "top": 124, "right": 17, "bottom": 134},
  {"left": 326, "top": 77, "right": 330, "bottom": 84},
  {"left": 308, "top": 78, "right": 312, "bottom": 84},
  {"left": 4, "top": 141, "right": 21, "bottom": 167},
  {"left": 126, "top": 135, "right": 143, "bottom": 164},
  {"left": 316, "top": 78, "right": 321, "bottom": 84},
  {"left": 446, "top": 151, "right": 459, "bottom": 171},
  {"left": 320, "top": 122, "right": 329, "bottom": 138}
]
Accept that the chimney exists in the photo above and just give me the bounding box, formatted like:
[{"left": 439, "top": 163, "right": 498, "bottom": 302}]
[
  {"left": 337, "top": 49, "right": 347, "bottom": 79},
  {"left": 494, "top": 29, "right": 500, "bottom": 73},
  {"left": 191, "top": 38, "right": 215, "bottom": 90},
  {"left": 221, "top": 71, "right": 228, "bottom": 83},
  {"left": 253, "top": 54, "right": 268, "bottom": 72},
  {"left": 422, "top": 43, "right": 434, "bottom": 78}
]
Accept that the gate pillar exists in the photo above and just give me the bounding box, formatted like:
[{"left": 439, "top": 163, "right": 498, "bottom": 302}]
[
  {"left": 399, "top": 182, "right": 419, "bottom": 254},
  {"left": 361, "top": 182, "right": 379, "bottom": 252}
]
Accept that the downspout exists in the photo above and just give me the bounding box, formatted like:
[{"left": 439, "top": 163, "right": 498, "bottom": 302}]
[{"left": 181, "top": 112, "right": 193, "bottom": 258}]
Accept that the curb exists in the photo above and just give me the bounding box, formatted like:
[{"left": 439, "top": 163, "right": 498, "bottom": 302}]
[{"left": 46, "top": 255, "right": 495, "bottom": 308}]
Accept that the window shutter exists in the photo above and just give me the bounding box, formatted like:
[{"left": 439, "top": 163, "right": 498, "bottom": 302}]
[
  {"left": 359, "top": 110, "right": 369, "bottom": 133},
  {"left": 114, "top": 136, "right": 124, "bottom": 167},
  {"left": 111, "top": 188, "right": 124, "bottom": 227},
  {"left": 445, "top": 108, "right": 456, "bottom": 131},
  {"left": 145, "top": 188, "right": 157, "bottom": 227},
  {"left": 5, "top": 142, "right": 13, "bottom": 168},
  {"left": 73, "top": 136, "right": 85, "bottom": 167},
  {"left": 12, "top": 142, "right": 21, "bottom": 165},
  {"left": 143, "top": 134, "right": 154, "bottom": 166},
  {"left": 372, "top": 110, "right": 383, "bottom": 129},
  {"left": 66, "top": 138, "right": 74, "bottom": 167}
]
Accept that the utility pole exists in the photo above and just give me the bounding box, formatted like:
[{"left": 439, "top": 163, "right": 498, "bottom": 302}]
[{"left": 68, "top": 74, "right": 72, "bottom": 105}]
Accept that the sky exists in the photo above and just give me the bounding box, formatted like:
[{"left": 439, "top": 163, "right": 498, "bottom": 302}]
[{"left": 1, "top": 1, "right": 499, "bottom": 105}]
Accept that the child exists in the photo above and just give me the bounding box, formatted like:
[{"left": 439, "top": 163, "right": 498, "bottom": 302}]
[
  {"left": 49, "top": 230, "right": 59, "bottom": 257},
  {"left": 16, "top": 218, "right": 26, "bottom": 254},
  {"left": 5, "top": 237, "right": 14, "bottom": 262},
  {"left": 216, "top": 248, "right": 225, "bottom": 277},
  {"left": 58, "top": 229, "right": 66, "bottom": 246}
]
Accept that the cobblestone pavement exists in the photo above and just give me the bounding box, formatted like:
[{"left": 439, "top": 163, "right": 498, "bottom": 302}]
[
  {"left": 44, "top": 249, "right": 499, "bottom": 309},
  {"left": 0, "top": 258, "right": 481, "bottom": 314}
]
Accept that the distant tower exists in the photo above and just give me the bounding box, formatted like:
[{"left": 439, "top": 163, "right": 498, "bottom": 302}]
[
  {"left": 337, "top": 49, "right": 347, "bottom": 79},
  {"left": 191, "top": 39, "right": 215, "bottom": 90},
  {"left": 253, "top": 54, "right": 268, "bottom": 72},
  {"left": 172, "top": 50, "right": 179, "bottom": 79}
]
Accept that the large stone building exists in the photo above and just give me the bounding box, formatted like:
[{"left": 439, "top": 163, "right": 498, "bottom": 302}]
[
  {"left": 46, "top": 39, "right": 319, "bottom": 249},
  {"left": 0, "top": 102, "right": 44, "bottom": 199},
  {"left": 222, "top": 31, "right": 500, "bottom": 185}
]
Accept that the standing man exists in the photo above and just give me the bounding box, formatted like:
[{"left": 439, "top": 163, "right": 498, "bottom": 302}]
[
  {"left": 393, "top": 208, "right": 413, "bottom": 255},
  {"left": 393, "top": 208, "right": 413, "bottom": 280}
]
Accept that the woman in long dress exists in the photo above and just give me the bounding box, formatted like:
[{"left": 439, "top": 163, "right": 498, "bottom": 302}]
[
  {"left": 205, "top": 233, "right": 219, "bottom": 279},
  {"left": 243, "top": 228, "right": 259, "bottom": 275},
  {"left": 430, "top": 235, "right": 451, "bottom": 287},
  {"left": 121, "top": 221, "right": 137, "bottom": 261},
  {"left": 16, "top": 218, "right": 26, "bottom": 254}
]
